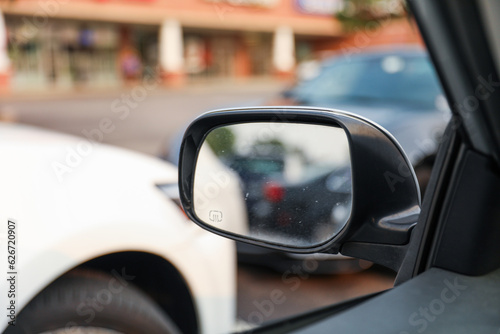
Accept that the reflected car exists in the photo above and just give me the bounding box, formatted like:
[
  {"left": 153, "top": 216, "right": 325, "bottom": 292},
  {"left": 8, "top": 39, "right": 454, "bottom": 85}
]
[
  {"left": 233, "top": 165, "right": 352, "bottom": 243},
  {"left": 226, "top": 151, "right": 285, "bottom": 232},
  {"left": 276, "top": 166, "right": 352, "bottom": 240}
]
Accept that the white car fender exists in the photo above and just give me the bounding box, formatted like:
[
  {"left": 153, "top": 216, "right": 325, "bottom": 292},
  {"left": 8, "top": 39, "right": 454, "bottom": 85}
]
[{"left": 0, "top": 124, "right": 235, "bottom": 334}]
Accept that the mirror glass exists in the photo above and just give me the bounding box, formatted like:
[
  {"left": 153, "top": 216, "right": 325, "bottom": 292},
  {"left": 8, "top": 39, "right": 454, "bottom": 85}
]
[{"left": 193, "top": 122, "right": 352, "bottom": 248}]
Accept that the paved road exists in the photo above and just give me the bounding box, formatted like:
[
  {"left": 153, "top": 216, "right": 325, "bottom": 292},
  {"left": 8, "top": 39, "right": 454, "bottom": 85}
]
[{"left": 0, "top": 80, "right": 284, "bottom": 156}]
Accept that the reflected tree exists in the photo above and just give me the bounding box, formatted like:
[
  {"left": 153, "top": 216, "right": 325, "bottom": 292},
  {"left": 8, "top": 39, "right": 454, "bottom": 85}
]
[{"left": 206, "top": 127, "right": 235, "bottom": 157}]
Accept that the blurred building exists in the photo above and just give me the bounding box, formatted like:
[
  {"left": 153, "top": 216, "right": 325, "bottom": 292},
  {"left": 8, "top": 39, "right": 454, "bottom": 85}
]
[{"left": 0, "top": 0, "right": 417, "bottom": 91}]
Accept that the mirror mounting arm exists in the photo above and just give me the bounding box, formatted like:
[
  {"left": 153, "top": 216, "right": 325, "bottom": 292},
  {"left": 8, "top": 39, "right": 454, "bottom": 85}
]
[{"left": 341, "top": 225, "right": 417, "bottom": 272}]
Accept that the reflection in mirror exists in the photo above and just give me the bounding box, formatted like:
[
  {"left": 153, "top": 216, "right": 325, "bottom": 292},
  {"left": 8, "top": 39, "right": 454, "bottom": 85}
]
[{"left": 193, "top": 122, "right": 352, "bottom": 248}]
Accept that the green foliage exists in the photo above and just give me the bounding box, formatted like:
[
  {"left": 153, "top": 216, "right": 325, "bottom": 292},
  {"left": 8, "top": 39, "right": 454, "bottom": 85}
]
[
  {"left": 336, "top": 0, "right": 407, "bottom": 32},
  {"left": 206, "top": 127, "right": 235, "bottom": 157}
]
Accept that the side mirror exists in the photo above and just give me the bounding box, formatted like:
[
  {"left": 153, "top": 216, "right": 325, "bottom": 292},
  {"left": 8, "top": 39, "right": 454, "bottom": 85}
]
[{"left": 179, "top": 107, "right": 420, "bottom": 271}]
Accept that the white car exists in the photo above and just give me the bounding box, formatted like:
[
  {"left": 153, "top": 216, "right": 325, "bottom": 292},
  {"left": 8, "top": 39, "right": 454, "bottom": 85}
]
[{"left": 0, "top": 123, "right": 236, "bottom": 334}]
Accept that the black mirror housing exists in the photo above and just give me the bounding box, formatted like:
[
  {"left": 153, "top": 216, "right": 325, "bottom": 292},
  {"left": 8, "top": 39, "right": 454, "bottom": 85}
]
[{"left": 179, "top": 107, "right": 420, "bottom": 271}]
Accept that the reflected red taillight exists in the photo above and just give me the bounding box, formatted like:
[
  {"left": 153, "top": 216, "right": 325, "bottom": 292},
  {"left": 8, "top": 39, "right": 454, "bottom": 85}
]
[{"left": 263, "top": 182, "right": 285, "bottom": 203}]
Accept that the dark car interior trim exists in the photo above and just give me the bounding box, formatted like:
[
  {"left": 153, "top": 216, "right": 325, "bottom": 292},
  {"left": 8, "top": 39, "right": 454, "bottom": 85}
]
[
  {"left": 396, "top": 118, "right": 462, "bottom": 284},
  {"left": 402, "top": 0, "right": 500, "bottom": 281},
  {"left": 289, "top": 267, "right": 500, "bottom": 333},
  {"left": 429, "top": 148, "right": 500, "bottom": 276},
  {"left": 411, "top": 0, "right": 500, "bottom": 162}
]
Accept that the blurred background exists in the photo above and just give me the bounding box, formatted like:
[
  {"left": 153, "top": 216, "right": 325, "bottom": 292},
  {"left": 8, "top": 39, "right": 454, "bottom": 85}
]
[
  {"left": 0, "top": 0, "right": 428, "bottom": 328},
  {"left": 0, "top": 0, "right": 418, "bottom": 93}
]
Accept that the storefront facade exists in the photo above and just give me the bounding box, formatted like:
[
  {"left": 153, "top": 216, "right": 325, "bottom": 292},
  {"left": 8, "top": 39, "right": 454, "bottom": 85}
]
[{"left": 0, "top": 0, "right": 395, "bottom": 90}]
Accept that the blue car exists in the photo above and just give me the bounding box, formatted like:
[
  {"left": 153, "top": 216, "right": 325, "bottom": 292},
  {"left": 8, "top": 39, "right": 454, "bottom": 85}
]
[{"left": 278, "top": 46, "right": 450, "bottom": 193}]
